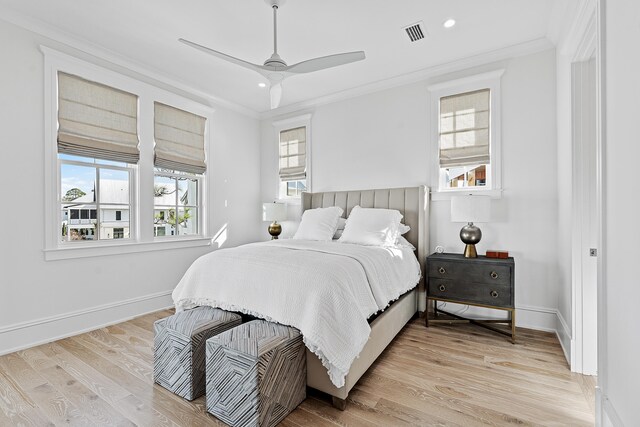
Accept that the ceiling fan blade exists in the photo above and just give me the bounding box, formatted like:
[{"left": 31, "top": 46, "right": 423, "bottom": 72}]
[
  {"left": 179, "top": 38, "right": 267, "bottom": 74},
  {"left": 286, "top": 51, "right": 365, "bottom": 74},
  {"left": 270, "top": 82, "right": 283, "bottom": 109}
]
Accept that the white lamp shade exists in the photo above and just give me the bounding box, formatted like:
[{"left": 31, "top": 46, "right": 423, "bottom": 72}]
[
  {"left": 451, "top": 195, "right": 491, "bottom": 223},
  {"left": 262, "top": 202, "right": 287, "bottom": 222}
]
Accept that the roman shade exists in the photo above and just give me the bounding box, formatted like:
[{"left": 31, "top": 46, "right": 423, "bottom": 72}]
[
  {"left": 279, "top": 126, "right": 306, "bottom": 181},
  {"left": 439, "top": 88, "right": 490, "bottom": 167},
  {"left": 154, "top": 102, "right": 207, "bottom": 174},
  {"left": 57, "top": 72, "right": 139, "bottom": 163}
]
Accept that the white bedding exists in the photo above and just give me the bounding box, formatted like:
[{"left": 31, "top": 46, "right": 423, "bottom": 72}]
[{"left": 171, "top": 239, "right": 421, "bottom": 388}]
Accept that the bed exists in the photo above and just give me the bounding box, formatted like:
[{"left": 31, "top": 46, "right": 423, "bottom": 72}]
[
  {"left": 302, "top": 186, "right": 429, "bottom": 408},
  {"left": 172, "top": 186, "right": 429, "bottom": 408}
]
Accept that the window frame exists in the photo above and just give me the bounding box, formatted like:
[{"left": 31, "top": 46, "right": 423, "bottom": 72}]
[
  {"left": 43, "top": 47, "right": 213, "bottom": 260},
  {"left": 428, "top": 70, "right": 504, "bottom": 200},
  {"left": 272, "top": 114, "right": 312, "bottom": 203}
]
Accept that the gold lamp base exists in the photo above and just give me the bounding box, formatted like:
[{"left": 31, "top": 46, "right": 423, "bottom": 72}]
[
  {"left": 268, "top": 221, "right": 282, "bottom": 239},
  {"left": 463, "top": 244, "right": 478, "bottom": 258}
]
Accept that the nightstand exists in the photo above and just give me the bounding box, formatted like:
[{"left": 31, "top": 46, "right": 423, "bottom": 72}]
[{"left": 425, "top": 253, "right": 516, "bottom": 343}]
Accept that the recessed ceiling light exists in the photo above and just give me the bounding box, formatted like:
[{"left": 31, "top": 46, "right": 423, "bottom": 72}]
[
  {"left": 443, "top": 18, "right": 456, "bottom": 29},
  {"left": 258, "top": 82, "right": 266, "bottom": 88}
]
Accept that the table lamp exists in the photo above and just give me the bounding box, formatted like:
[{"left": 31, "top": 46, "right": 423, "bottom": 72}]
[
  {"left": 262, "top": 202, "right": 287, "bottom": 239},
  {"left": 450, "top": 195, "right": 491, "bottom": 258}
]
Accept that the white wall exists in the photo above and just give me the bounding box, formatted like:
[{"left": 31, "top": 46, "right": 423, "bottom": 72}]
[
  {"left": 0, "top": 20, "right": 262, "bottom": 355},
  {"left": 261, "top": 49, "right": 559, "bottom": 330},
  {"left": 600, "top": 0, "right": 640, "bottom": 424}
]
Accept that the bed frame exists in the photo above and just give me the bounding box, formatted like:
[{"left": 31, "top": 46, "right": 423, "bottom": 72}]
[{"left": 301, "top": 186, "right": 430, "bottom": 409}]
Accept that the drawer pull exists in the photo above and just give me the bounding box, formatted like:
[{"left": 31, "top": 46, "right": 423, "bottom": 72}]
[
  {"left": 439, "top": 284, "right": 447, "bottom": 292},
  {"left": 490, "top": 290, "right": 499, "bottom": 298},
  {"left": 438, "top": 267, "right": 446, "bottom": 275},
  {"left": 490, "top": 271, "right": 499, "bottom": 279}
]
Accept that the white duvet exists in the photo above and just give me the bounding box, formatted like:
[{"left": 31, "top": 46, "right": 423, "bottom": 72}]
[{"left": 172, "top": 239, "right": 421, "bottom": 387}]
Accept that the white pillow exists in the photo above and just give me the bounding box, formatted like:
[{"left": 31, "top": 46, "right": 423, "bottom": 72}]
[
  {"left": 395, "top": 235, "right": 416, "bottom": 250},
  {"left": 338, "top": 206, "right": 403, "bottom": 246},
  {"left": 293, "top": 206, "right": 344, "bottom": 241},
  {"left": 398, "top": 223, "right": 410, "bottom": 235}
]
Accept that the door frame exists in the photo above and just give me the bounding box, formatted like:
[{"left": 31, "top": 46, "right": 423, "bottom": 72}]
[{"left": 570, "top": 5, "right": 600, "bottom": 376}]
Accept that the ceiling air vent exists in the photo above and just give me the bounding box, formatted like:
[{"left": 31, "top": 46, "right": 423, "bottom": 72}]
[{"left": 403, "top": 21, "right": 426, "bottom": 42}]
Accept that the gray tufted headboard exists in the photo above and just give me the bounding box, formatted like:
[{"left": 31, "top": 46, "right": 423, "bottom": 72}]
[{"left": 301, "top": 186, "right": 430, "bottom": 280}]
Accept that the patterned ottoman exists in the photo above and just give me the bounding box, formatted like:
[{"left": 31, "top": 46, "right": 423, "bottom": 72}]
[
  {"left": 154, "top": 306, "right": 242, "bottom": 400},
  {"left": 206, "top": 320, "right": 306, "bottom": 427}
]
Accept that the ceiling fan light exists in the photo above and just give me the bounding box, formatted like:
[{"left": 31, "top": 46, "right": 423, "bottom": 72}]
[{"left": 270, "top": 82, "right": 282, "bottom": 109}]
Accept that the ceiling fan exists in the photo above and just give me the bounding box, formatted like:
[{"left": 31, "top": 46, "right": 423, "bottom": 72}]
[{"left": 179, "top": 0, "right": 366, "bottom": 109}]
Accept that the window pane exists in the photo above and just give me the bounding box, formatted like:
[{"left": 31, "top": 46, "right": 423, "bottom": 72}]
[
  {"left": 154, "top": 175, "right": 176, "bottom": 205},
  {"left": 61, "top": 164, "right": 96, "bottom": 203},
  {"left": 100, "top": 207, "right": 130, "bottom": 239},
  {"left": 178, "top": 207, "right": 197, "bottom": 236},
  {"left": 177, "top": 177, "right": 198, "bottom": 206},
  {"left": 99, "top": 169, "right": 129, "bottom": 204},
  {"left": 61, "top": 203, "right": 97, "bottom": 241},
  {"left": 444, "top": 164, "right": 487, "bottom": 188},
  {"left": 154, "top": 206, "right": 176, "bottom": 236}
]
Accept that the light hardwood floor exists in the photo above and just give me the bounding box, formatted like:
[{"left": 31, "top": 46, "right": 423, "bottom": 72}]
[{"left": 0, "top": 310, "right": 595, "bottom": 426}]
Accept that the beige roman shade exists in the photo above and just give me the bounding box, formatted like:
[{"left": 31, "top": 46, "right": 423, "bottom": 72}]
[
  {"left": 57, "top": 72, "right": 139, "bottom": 163},
  {"left": 279, "top": 126, "right": 306, "bottom": 181},
  {"left": 154, "top": 102, "right": 206, "bottom": 174},
  {"left": 439, "top": 88, "right": 490, "bottom": 167}
]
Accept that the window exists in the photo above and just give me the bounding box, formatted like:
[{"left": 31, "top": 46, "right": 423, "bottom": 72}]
[
  {"left": 154, "top": 172, "right": 200, "bottom": 237},
  {"left": 44, "top": 48, "right": 212, "bottom": 259},
  {"left": 273, "top": 115, "right": 312, "bottom": 200},
  {"left": 59, "top": 155, "right": 133, "bottom": 241},
  {"left": 153, "top": 102, "right": 205, "bottom": 238},
  {"left": 429, "top": 70, "right": 503, "bottom": 198}
]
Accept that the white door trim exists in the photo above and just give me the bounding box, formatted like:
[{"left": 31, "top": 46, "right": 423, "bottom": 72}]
[{"left": 570, "top": 5, "right": 599, "bottom": 376}]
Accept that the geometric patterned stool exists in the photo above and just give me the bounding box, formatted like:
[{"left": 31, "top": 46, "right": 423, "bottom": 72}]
[
  {"left": 154, "top": 306, "right": 242, "bottom": 400},
  {"left": 206, "top": 320, "right": 306, "bottom": 427}
]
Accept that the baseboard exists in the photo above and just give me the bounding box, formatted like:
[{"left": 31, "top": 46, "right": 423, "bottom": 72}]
[
  {"left": 597, "top": 389, "right": 625, "bottom": 427},
  {"left": 555, "top": 310, "right": 573, "bottom": 366},
  {"left": 0, "top": 290, "right": 173, "bottom": 356},
  {"left": 432, "top": 302, "right": 557, "bottom": 332}
]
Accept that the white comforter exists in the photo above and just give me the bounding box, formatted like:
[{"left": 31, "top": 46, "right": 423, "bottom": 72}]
[{"left": 172, "top": 239, "right": 421, "bottom": 387}]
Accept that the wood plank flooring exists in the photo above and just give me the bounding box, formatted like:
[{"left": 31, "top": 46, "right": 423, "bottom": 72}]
[{"left": 0, "top": 310, "right": 596, "bottom": 426}]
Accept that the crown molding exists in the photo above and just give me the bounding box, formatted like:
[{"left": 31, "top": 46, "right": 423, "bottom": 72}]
[
  {"left": 555, "top": 0, "right": 597, "bottom": 56},
  {"left": 0, "top": 7, "right": 261, "bottom": 119},
  {"left": 261, "top": 37, "right": 554, "bottom": 120}
]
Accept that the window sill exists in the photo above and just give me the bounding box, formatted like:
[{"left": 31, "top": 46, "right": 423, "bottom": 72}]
[
  {"left": 276, "top": 198, "right": 301, "bottom": 205},
  {"left": 431, "top": 188, "right": 503, "bottom": 201},
  {"left": 44, "top": 237, "right": 213, "bottom": 261}
]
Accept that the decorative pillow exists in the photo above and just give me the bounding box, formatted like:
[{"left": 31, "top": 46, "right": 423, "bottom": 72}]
[
  {"left": 338, "top": 206, "right": 403, "bottom": 246},
  {"left": 293, "top": 206, "right": 344, "bottom": 241}
]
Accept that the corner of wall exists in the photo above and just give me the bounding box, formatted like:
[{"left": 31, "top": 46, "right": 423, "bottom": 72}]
[{"left": 555, "top": 309, "right": 573, "bottom": 366}]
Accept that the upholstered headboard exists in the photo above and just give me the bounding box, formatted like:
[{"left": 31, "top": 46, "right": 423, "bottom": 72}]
[{"left": 301, "top": 186, "right": 430, "bottom": 279}]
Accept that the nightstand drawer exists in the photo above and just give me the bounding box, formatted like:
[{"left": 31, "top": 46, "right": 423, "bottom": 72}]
[
  {"left": 428, "top": 278, "right": 512, "bottom": 307},
  {"left": 428, "top": 261, "right": 511, "bottom": 286}
]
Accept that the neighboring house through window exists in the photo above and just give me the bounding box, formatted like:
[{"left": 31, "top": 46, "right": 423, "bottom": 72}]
[{"left": 429, "top": 70, "right": 504, "bottom": 198}]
